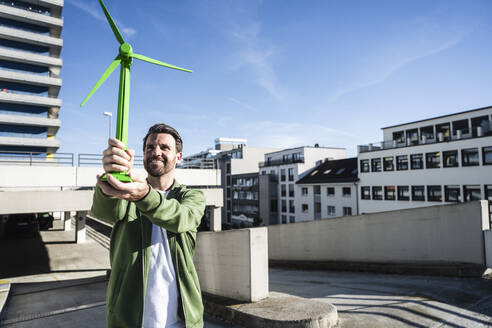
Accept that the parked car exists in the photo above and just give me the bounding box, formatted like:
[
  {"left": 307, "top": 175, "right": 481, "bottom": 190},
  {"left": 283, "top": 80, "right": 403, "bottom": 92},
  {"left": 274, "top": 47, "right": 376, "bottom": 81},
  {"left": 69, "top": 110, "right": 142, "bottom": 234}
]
[
  {"left": 6, "top": 213, "right": 39, "bottom": 238},
  {"left": 38, "top": 212, "right": 54, "bottom": 230}
]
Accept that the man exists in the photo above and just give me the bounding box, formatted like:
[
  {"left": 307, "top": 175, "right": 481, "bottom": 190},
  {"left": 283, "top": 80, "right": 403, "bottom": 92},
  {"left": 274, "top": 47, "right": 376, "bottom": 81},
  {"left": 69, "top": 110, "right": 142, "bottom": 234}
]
[{"left": 91, "top": 123, "right": 205, "bottom": 328}]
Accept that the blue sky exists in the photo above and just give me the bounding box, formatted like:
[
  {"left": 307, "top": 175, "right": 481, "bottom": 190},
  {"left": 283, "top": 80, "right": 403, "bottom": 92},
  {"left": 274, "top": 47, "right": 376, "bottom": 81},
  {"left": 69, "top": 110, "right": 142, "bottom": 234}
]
[{"left": 58, "top": 0, "right": 492, "bottom": 157}]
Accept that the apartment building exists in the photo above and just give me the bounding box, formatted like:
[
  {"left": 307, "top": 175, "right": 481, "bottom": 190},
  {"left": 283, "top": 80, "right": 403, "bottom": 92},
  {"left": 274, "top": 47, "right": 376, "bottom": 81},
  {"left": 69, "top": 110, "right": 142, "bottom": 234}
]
[
  {"left": 0, "top": 0, "right": 63, "bottom": 157},
  {"left": 296, "top": 157, "right": 358, "bottom": 221},
  {"left": 358, "top": 106, "right": 492, "bottom": 214},
  {"left": 258, "top": 145, "right": 346, "bottom": 225}
]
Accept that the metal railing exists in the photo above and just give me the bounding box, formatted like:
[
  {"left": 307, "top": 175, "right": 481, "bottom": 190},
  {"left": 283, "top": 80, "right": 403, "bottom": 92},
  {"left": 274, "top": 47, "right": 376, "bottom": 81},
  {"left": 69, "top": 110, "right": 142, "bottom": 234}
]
[
  {"left": 0, "top": 151, "right": 73, "bottom": 166},
  {"left": 78, "top": 153, "right": 144, "bottom": 168},
  {"left": 259, "top": 157, "right": 304, "bottom": 168},
  {"left": 178, "top": 158, "right": 216, "bottom": 169}
]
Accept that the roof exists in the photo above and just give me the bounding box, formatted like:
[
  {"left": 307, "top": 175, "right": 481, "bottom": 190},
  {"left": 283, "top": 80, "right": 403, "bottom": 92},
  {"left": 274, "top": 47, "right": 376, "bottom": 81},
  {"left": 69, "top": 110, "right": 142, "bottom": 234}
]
[
  {"left": 296, "top": 157, "right": 358, "bottom": 184},
  {"left": 265, "top": 145, "right": 345, "bottom": 156},
  {"left": 381, "top": 105, "right": 492, "bottom": 130}
]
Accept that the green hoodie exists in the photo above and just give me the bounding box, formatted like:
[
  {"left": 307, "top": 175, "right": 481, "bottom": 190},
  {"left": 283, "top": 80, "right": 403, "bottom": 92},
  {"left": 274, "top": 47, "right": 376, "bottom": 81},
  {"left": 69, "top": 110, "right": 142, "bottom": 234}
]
[{"left": 91, "top": 180, "right": 205, "bottom": 328}]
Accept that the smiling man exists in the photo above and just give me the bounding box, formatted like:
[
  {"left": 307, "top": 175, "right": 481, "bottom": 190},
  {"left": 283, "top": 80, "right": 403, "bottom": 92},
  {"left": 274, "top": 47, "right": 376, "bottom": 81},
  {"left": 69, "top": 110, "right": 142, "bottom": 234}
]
[{"left": 91, "top": 123, "right": 205, "bottom": 328}]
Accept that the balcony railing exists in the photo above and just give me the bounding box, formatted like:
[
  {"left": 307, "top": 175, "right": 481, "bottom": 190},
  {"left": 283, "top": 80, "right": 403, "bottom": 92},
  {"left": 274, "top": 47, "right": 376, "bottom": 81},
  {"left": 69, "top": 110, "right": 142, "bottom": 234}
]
[
  {"left": 358, "top": 128, "right": 492, "bottom": 153},
  {"left": 259, "top": 157, "right": 304, "bottom": 168},
  {"left": 0, "top": 150, "right": 72, "bottom": 165}
]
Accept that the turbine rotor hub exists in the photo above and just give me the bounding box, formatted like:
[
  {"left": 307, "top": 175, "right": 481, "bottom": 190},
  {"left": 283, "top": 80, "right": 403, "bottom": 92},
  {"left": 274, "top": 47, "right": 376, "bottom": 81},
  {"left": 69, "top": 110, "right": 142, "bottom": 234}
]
[{"left": 119, "top": 43, "right": 133, "bottom": 58}]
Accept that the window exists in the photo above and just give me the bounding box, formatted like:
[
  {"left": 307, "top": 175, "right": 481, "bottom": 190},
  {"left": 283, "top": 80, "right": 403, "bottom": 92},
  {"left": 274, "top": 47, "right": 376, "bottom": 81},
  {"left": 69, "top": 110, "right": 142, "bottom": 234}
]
[
  {"left": 436, "top": 123, "right": 451, "bottom": 141},
  {"left": 327, "top": 206, "right": 335, "bottom": 216},
  {"left": 301, "top": 187, "right": 308, "bottom": 196},
  {"left": 371, "top": 158, "right": 381, "bottom": 172},
  {"left": 464, "top": 185, "right": 481, "bottom": 201},
  {"left": 281, "top": 184, "right": 286, "bottom": 197},
  {"left": 483, "top": 146, "right": 492, "bottom": 165},
  {"left": 288, "top": 168, "right": 294, "bottom": 181},
  {"left": 445, "top": 186, "right": 460, "bottom": 202},
  {"left": 281, "top": 200, "right": 286, "bottom": 212},
  {"left": 226, "top": 162, "right": 231, "bottom": 174},
  {"left": 462, "top": 148, "right": 479, "bottom": 166},
  {"left": 396, "top": 155, "right": 408, "bottom": 170},
  {"left": 343, "top": 207, "right": 352, "bottom": 216},
  {"left": 289, "top": 216, "right": 295, "bottom": 223},
  {"left": 426, "top": 152, "right": 441, "bottom": 169},
  {"left": 406, "top": 129, "right": 419, "bottom": 144},
  {"left": 314, "top": 202, "right": 321, "bottom": 213},
  {"left": 471, "top": 115, "right": 489, "bottom": 137},
  {"left": 384, "top": 186, "right": 396, "bottom": 200},
  {"left": 289, "top": 184, "right": 294, "bottom": 197},
  {"left": 410, "top": 154, "right": 423, "bottom": 169},
  {"left": 372, "top": 186, "right": 382, "bottom": 200},
  {"left": 342, "top": 187, "right": 351, "bottom": 196},
  {"left": 227, "top": 187, "right": 231, "bottom": 198},
  {"left": 280, "top": 169, "right": 286, "bottom": 181},
  {"left": 327, "top": 187, "right": 334, "bottom": 196},
  {"left": 397, "top": 186, "right": 409, "bottom": 201},
  {"left": 302, "top": 204, "right": 308, "bottom": 213},
  {"left": 486, "top": 185, "right": 492, "bottom": 201},
  {"left": 289, "top": 200, "right": 295, "bottom": 213},
  {"left": 282, "top": 215, "right": 287, "bottom": 224},
  {"left": 443, "top": 150, "right": 458, "bottom": 167},
  {"left": 233, "top": 191, "right": 238, "bottom": 199},
  {"left": 360, "top": 159, "right": 370, "bottom": 172},
  {"left": 420, "top": 125, "right": 434, "bottom": 140},
  {"left": 293, "top": 152, "right": 302, "bottom": 161},
  {"left": 393, "top": 131, "right": 405, "bottom": 143},
  {"left": 452, "top": 119, "right": 469, "bottom": 135},
  {"left": 427, "top": 185, "right": 442, "bottom": 202},
  {"left": 282, "top": 154, "right": 291, "bottom": 162},
  {"left": 270, "top": 199, "right": 278, "bottom": 212},
  {"left": 314, "top": 185, "right": 321, "bottom": 195},
  {"left": 412, "top": 186, "right": 425, "bottom": 201},
  {"left": 383, "top": 156, "right": 394, "bottom": 171},
  {"left": 336, "top": 168, "right": 345, "bottom": 175},
  {"left": 361, "top": 186, "right": 371, "bottom": 200}
]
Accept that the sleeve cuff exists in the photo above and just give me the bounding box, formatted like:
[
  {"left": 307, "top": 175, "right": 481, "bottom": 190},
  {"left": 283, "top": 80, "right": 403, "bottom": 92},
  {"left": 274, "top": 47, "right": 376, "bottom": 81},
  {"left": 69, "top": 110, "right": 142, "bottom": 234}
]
[{"left": 135, "top": 186, "right": 162, "bottom": 212}]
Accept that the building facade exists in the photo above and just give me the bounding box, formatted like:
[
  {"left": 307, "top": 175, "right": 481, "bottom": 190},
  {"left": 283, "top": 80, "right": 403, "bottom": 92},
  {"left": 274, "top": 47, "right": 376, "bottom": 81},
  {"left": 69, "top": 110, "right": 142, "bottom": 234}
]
[
  {"left": 358, "top": 106, "right": 492, "bottom": 214},
  {"left": 259, "top": 146, "right": 346, "bottom": 225},
  {"left": 296, "top": 158, "right": 358, "bottom": 221},
  {"left": 0, "top": 0, "right": 63, "bottom": 157}
]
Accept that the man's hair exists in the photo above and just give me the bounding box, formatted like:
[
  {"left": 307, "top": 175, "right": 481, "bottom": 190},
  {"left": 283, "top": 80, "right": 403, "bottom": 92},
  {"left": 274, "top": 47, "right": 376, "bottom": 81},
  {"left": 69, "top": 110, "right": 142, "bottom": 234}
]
[{"left": 142, "top": 123, "right": 183, "bottom": 153}]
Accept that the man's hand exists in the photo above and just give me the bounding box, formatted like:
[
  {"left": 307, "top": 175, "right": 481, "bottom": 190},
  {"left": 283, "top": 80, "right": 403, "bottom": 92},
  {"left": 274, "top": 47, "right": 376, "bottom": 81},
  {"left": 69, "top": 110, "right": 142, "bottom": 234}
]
[
  {"left": 102, "top": 138, "right": 135, "bottom": 174},
  {"left": 97, "top": 170, "right": 150, "bottom": 202}
]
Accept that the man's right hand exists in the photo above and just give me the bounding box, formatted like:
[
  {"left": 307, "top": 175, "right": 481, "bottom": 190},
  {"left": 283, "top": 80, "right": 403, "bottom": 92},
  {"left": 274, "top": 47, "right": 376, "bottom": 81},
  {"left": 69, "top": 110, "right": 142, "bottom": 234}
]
[{"left": 102, "top": 138, "right": 135, "bottom": 174}]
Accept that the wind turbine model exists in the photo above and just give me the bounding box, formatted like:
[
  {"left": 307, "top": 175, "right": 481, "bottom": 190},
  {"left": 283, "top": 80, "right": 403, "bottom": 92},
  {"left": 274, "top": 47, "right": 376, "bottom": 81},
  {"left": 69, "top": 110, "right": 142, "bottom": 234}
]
[{"left": 80, "top": 0, "right": 192, "bottom": 182}]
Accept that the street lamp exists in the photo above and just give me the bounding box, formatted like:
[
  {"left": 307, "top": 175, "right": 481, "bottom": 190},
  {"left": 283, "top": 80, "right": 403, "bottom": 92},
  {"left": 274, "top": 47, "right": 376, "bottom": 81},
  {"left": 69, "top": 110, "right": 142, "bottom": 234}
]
[{"left": 103, "top": 112, "right": 112, "bottom": 139}]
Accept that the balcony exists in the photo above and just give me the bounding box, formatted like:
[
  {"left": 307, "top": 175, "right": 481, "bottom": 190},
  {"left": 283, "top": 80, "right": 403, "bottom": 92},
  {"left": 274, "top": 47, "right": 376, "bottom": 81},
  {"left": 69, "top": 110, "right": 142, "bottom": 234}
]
[
  {"left": 0, "top": 26, "right": 63, "bottom": 48},
  {"left": 0, "top": 69, "right": 61, "bottom": 88},
  {"left": 0, "top": 113, "right": 60, "bottom": 129},
  {"left": 0, "top": 3, "right": 63, "bottom": 28},
  {"left": 0, "top": 47, "right": 62, "bottom": 67},
  {"left": 0, "top": 91, "right": 61, "bottom": 107},
  {"left": 0, "top": 135, "right": 59, "bottom": 148},
  {"left": 259, "top": 157, "right": 304, "bottom": 168},
  {"left": 358, "top": 126, "right": 492, "bottom": 154}
]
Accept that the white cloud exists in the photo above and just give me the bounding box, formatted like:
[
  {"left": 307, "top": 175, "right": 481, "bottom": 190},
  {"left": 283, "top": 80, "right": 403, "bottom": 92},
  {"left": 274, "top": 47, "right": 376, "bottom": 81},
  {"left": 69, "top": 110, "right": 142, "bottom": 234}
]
[
  {"left": 227, "top": 97, "right": 258, "bottom": 112},
  {"left": 230, "top": 22, "right": 285, "bottom": 101},
  {"left": 67, "top": 0, "right": 136, "bottom": 39}
]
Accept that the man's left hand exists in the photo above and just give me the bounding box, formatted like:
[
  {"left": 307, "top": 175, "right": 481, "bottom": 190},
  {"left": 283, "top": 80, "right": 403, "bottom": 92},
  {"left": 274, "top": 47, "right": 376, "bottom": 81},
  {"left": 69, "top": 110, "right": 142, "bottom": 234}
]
[{"left": 97, "top": 170, "right": 150, "bottom": 202}]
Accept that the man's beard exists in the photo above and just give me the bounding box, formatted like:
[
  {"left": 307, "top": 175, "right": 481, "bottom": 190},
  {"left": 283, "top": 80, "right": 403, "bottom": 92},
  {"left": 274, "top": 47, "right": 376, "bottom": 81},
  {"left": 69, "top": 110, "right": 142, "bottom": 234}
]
[{"left": 144, "top": 156, "right": 175, "bottom": 177}]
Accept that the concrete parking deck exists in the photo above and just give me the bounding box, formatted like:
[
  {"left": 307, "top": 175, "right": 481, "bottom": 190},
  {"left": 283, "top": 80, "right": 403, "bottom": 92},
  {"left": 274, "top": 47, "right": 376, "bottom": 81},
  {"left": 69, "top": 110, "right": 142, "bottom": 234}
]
[{"left": 1, "top": 219, "right": 491, "bottom": 327}]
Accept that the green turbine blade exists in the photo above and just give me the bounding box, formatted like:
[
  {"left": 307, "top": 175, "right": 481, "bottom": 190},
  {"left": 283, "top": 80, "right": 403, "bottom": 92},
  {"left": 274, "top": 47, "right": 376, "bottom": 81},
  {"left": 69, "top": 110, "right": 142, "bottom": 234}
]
[
  {"left": 98, "top": 0, "right": 125, "bottom": 45},
  {"left": 80, "top": 57, "right": 121, "bottom": 107},
  {"left": 131, "top": 53, "right": 192, "bottom": 73}
]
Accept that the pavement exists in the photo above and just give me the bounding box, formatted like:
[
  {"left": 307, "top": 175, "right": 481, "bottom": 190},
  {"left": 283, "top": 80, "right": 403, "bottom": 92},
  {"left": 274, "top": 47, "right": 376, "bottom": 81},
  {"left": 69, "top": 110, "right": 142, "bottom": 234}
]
[{"left": 1, "top": 218, "right": 491, "bottom": 327}]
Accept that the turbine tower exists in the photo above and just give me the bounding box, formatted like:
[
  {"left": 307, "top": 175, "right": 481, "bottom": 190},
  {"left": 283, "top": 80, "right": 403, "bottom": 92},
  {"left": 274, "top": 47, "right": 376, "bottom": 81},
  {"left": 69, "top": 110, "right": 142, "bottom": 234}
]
[{"left": 81, "top": 0, "right": 192, "bottom": 182}]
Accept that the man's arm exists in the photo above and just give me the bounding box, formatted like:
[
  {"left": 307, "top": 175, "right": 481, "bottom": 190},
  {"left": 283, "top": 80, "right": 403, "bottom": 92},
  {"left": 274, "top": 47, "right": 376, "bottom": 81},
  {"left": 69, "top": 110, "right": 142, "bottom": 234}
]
[
  {"left": 135, "top": 187, "right": 205, "bottom": 234},
  {"left": 91, "top": 183, "right": 128, "bottom": 225}
]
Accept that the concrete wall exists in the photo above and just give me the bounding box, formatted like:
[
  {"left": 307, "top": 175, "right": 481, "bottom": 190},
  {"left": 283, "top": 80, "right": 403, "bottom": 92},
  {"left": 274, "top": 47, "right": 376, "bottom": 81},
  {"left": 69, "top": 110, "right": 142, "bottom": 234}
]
[
  {"left": 269, "top": 201, "right": 485, "bottom": 265},
  {"left": 195, "top": 227, "right": 268, "bottom": 302},
  {"left": 485, "top": 230, "right": 492, "bottom": 269}
]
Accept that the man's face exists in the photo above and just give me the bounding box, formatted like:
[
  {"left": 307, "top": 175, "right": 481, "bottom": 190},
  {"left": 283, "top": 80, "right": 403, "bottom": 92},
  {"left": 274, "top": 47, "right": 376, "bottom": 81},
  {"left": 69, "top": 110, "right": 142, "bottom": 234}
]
[{"left": 143, "top": 133, "right": 182, "bottom": 177}]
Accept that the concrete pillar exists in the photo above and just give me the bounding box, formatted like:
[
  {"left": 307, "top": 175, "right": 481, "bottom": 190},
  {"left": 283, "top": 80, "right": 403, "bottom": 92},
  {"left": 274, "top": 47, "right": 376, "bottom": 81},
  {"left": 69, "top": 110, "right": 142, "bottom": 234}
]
[
  {"left": 75, "top": 211, "right": 87, "bottom": 243},
  {"left": 63, "top": 211, "right": 71, "bottom": 231},
  {"left": 210, "top": 206, "right": 222, "bottom": 232}
]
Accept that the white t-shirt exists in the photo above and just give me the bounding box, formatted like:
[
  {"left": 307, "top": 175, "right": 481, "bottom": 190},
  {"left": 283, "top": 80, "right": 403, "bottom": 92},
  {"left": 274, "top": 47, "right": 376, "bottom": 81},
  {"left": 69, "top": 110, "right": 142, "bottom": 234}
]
[{"left": 142, "top": 191, "right": 183, "bottom": 328}]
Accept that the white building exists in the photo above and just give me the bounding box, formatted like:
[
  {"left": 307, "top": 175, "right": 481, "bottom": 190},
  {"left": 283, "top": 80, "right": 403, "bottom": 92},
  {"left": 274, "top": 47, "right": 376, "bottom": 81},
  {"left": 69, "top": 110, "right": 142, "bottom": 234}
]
[
  {"left": 358, "top": 106, "right": 492, "bottom": 214},
  {"left": 259, "top": 145, "right": 346, "bottom": 225},
  {"left": 0, "top": 0, "right": 63, "bottom": 157},
  {"left": 296, "top": 158, "right": 358, "bottom": 221}
]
